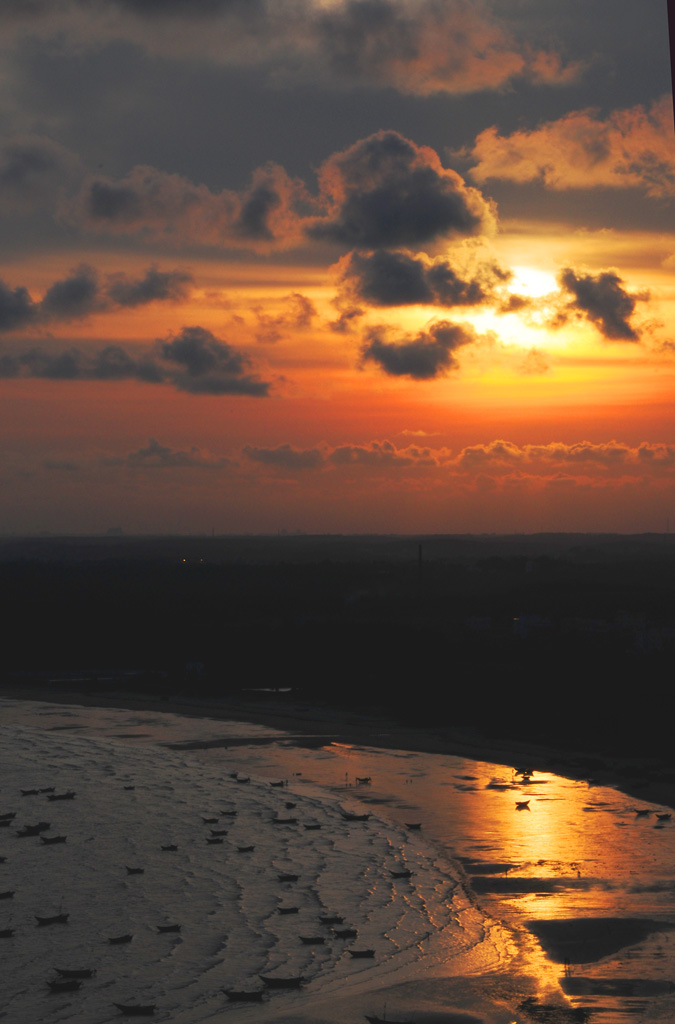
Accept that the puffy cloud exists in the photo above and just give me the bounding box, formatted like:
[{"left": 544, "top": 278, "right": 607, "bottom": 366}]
[
  {"left": 0, "top": 265, "right": 193, "bottom": 332},
  {"left": 468, "top": 96, "right": 675, "bottom": 198},
  {"left": 558, "top": 267, "right": 647, "bottom": 341},
  {"left": 105, "top": 267, "right": 193, "bottom": 307},
  {"left": 242, "top": 438, "right": 446, "bottom": 470},
  {"left": 361, "top": 319, "right": 477, "bottom": 379},
  {"left": 0, "top": 325, "right": 270, "bottom": 396},
  {"left": 339, "top": 249, "right": 509, "bottom": 307},
  {"left": 0, "top": 280, "right": 38, "bottom": 331},
  {"left": 310, "top": 131, "right": 495, "bottom": 249},
  {"left": 75, "top": 162, "right": 307, "bottom": 252},
  {"left": 455, "top": 440, "right": 675, "bottom": 475},
  {"left": 158, "top": 325, "right": 269, "bottom": 395}
]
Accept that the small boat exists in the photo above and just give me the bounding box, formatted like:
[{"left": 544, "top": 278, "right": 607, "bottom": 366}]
[
  {"left": 278, "top": 873, "right": 299, "bottom": 882},
  {"left": 123, "top": 786, "right": 135, "bottom": 791},
  {"left": 272, "top": 817, "right": 297, "bottom": 825},
  {"left": 0, "top": 890, "right": 14, "bottom": 899},
  {"left": 390, "top": 869, "right": 412, "bottom": 878},
  {"left": 635, "top": 808, "right": 651, "bottom": 816},
  {"left": 221, "top": 810, "right": 237, "bottom": 817},
  {"left": 285, "top": 801, "right": 296, "bottom": 809},
  {"left": 237, "top": 845, "right": 255, "bottom": 852},
  {"left": 319, "top": 914, "right": 343, "bottom": 925},
  {"left": 47, "top": 791, "right": 76, "bottom": 801},
  {"left": 0, "top": 812, "right": 16, "bottom": 821},
  {"left": 161, "top": 844, "right": 178, "bottom": 852},
  {"left": 125, "top": 866, "right": 144, "bottom": 875},
  {"left": 304, "top": 823, "right": 321, "bottom": 830},
  {"left": 17, "top": 822, "right": 51, "bottom": 837},
  {"left": 109, "top": 933, "right": 133, "bottom": 944},
  {"left": 39, "top": 787, "right": 55, "bottom": 794},
  {"left": 210, "top": 828, "right": 228, "bottom": 836},
  {"left": 55, "top": 968, "right": 96, "bottom": 978},
  {"left": 234, "top": 776, "right": 250, "bottom": 784},
  {"left": 515, "top": 801, "right": 530, "bottom": 810},
  {"left": 202, "top": 817, "right": 218, "bottom": 824},
  {"left": 278, "top": 906, "right": 299, "bottom": 914},
  {"left": 206, "top": 837, "right": 223, "bottom": 845},
  {"left": 259, "top": 975, "right": 303, "bottom": 989},
  {"left": 341, "top": 812, "right": 370, "bottom": 821},
  {"left": 405, "top": 822, "right": 421, "bottom": 830},
  {"left": 334, "top": 927, "right": 357, "bottom": 938},
  {"left": 21, "top": 789, "right": 40, "bottom": 796},
  {"left": 0, "top": 819, "right": 11, "bottom": 828},
  {"left": 157, "top": 924, "right": 181, "bottom": 933},
  {"left": 36, "top": 913, "right": 69, "bottom": 926},
  {"left": 348, "top": 949, "right": 375, "bottom": 958},
  {"left": 270, "top": 780, "right": 285, "bottom": 788},
  {"left": 0, "top": 928, "right": 15, "bottom": 938},
  {"left": 656, "top": 813, "right": 672, "bottom": 821},
  {"left": 41, "top": 835, "right": 67, "bottom": 844},
  {"left": 300, "top": 935, "right": 325, "bottom": 944},
  {"left": 113, "top": 1003, "right": 156, "bottom": 1016},
  {"left": 48, "top": 978, "right": 81, "bottom": 992},
  {"left": 355, "top": 777, "right": 371, "bottom": 785},
  {"left": 224, "top": 989, "right": 264, "bottom": 1001}
]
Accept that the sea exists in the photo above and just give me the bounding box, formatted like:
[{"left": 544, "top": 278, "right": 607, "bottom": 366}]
[{"left": 2, "top": 697, "right": 675, "bottom": 1024}]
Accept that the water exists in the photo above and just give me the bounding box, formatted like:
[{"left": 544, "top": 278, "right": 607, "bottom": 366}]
[{"left": 1, "top": 697, "right": 675, "bottom": 1023}]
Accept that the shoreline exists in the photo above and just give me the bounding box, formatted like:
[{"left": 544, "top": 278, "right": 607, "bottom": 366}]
[{"left": 2, "top": 682, "right": 674, "bottom": 814}]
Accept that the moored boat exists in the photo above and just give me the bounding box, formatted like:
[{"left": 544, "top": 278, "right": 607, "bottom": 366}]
[
  {"left": 41, "top": 834, "right": 67, "bottom": 844},
  {"left": 47, "top": 791, "right": 76, "bottom": 801},
  {"left": 113, "top": 1003, "right": 156, "bottom": 1016},
  {"left": 55, "top": 968, "right": 96, "bottom": 978},
  {"left": 259, "top": 975, "right": 304, "bottom": 989},
  {"left": 109, "top": 933, "right": 133, "bottom": 944},
  {"left": 48, "top": 978, "right": 81, "bottom": 992},
  {"left": 36, "top": 912, "right": 69, "bottom": 926}
]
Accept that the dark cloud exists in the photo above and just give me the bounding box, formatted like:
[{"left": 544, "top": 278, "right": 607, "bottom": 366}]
[
  {"left": 559, "top": 267, "right": 647, "bottom": 341},
  {"left": 0, "top": 280, "right": 38, "bottom": 331},
  {"left": 106, "top": 267, "right": 193, "bottom": 307},
  {"left": 361, "top": 319, "right": 477, "bottom": 379},
  {"left": 0, "top": 326, "right": 270, "bottom": 396},
  {"left": 159, "top": 325, "right": 270, "bottom": 395},
  {"left": 0, "top": 265, "right": 193, "bottom": 332},
  {"left": 341, "top": 249, "right": 509, "bottom": 307},
  {"left": 242, "top": 438, "right": 445, "bottom": 470},
  {"left": 0, "top": 136, "right": 80, "bottom": 213},
  {"left": 310, "top": 131, "right": 495, "bottom": 250},
  {"left": 40, "top": 264, "right": 101, "bottom": 321}
]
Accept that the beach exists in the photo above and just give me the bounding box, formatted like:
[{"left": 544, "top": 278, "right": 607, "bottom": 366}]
[{"left": 2, "top": 691, "right": 675, "bottom": 1023}]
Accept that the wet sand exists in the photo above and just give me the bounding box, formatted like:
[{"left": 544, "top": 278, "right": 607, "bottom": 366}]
[{"left": 2, "top": 683, "right": 673, "bottom": 814}]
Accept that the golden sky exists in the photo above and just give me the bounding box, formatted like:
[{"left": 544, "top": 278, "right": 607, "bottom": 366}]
[{"left": 1, "top": 1, "right": 674, "bottom": 533}]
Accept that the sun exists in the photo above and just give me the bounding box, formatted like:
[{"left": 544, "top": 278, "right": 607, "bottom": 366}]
[{"left": 509, "top": 266, "right": 559, "bottom": 298}]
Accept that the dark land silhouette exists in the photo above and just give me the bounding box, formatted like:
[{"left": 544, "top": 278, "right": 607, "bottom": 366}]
[{"left": 2, "top": 532, "right": 674, "bottom": 764}]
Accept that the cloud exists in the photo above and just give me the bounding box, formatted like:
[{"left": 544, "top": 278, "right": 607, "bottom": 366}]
[
  {"left": 558, "top": 267, "right": 647, "bottom": 341},
  {"left": 0, "top": 135, "right": 81, "bottom": 213},
  {"left": 468, "top": 96, "right": 675, "bottom": 198},
  {"left": 0, "top": 325, "right": 270, "bottom": 396},
  {"left": 158, "top": 325, "right": 270, "bottom": 395},
  {"left": 242, "top": 438, "right": 446, "bottom": 470},
  {"left": 361, "top": 319, "right": 477, "bottom": 379},
  {"left": 455, "top": 439, "right": 675, "bottom": 475},
  {"left": 0, "top": 265, "right": 193, "bottom": 331},
  {"left": 243, "top": 443, "right": 325, "bottom": 469},
  {"left": 254, "top": 292, "right": 317, "bottom": 343},
  {"left": 310, "top": 131, "right": 496, "bottom": 249},
  {"left": 339, "top": 249, "right": 509, "bottom": 307},
  {"left": 105, "top": 267, "right": 193, "bottom": 307},
  {"left": 74, "top": 162, "right": 307, "bottom": 252},
  {"left": 0, "top": 1, "right": 579, "bottom": 97},
  {"left": 106, "top": 437, "right": 229, "bottom": 469}
]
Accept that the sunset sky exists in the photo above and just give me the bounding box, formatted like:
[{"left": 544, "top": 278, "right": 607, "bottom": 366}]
[{"left": 1, "top": 0, "right": 674, "bottom": 535}]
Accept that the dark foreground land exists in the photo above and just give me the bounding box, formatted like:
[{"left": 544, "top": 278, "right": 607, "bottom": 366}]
[{"left": 3, "top": 532, "right": 675, "bottom": 767}]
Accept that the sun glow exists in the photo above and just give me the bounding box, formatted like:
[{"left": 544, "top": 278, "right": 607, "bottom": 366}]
[{"left": 509, "top": 266, "right": 559, "bottom": 298}]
